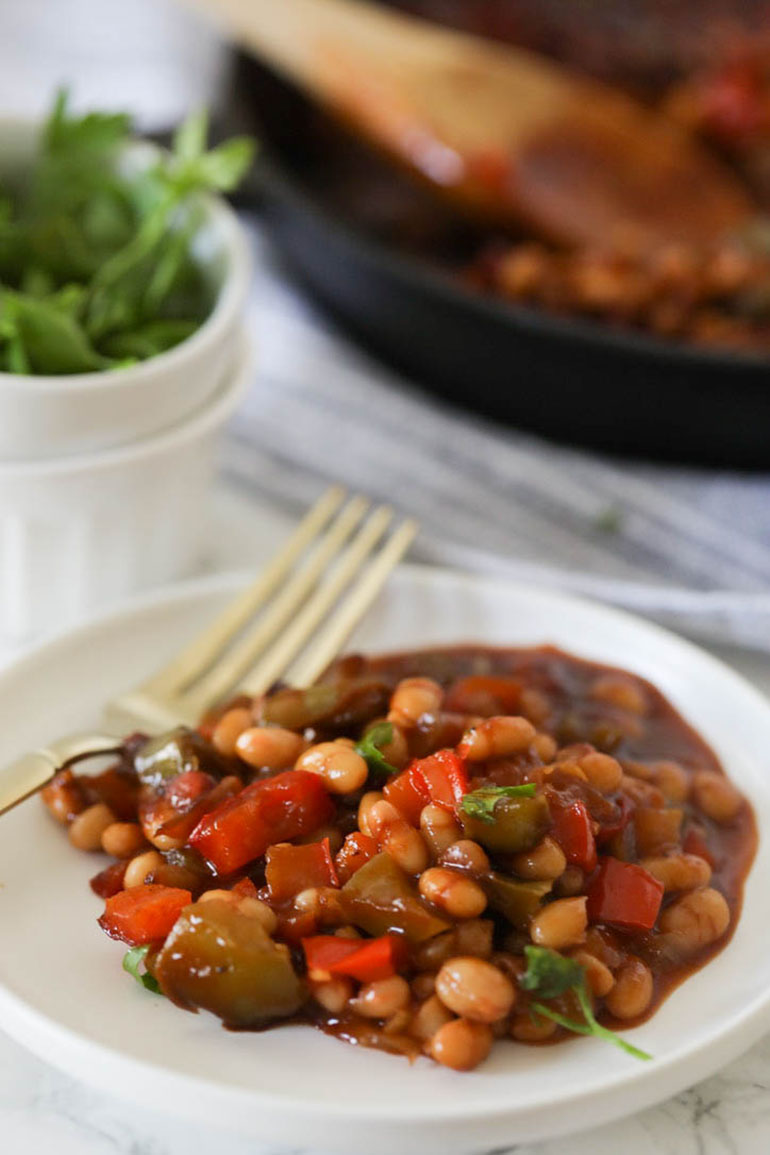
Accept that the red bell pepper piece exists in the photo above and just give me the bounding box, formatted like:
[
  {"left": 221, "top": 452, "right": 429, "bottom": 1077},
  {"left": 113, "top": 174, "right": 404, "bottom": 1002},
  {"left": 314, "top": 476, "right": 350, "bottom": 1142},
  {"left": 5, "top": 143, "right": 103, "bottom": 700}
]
[
  {"left": 266, "top": 838, "right": 339, "bottom": 903},
  {"left": 90, "top": 860, "right": 128, "bottom": 899},
  {"left": 410, "top": 749, "right": 469, "bottom": 813},
  {"left": 303, "top": 933, "right": 407, "bottom": 983},
  {"left": 335, "top": 831, "right": 378, "bottom": 884},
  {"left": 139, "top": 775, "right": 242, "bottom": 849},
  {"left": 165, "top": 770, "right": 217, "bottom": 809},
  {"left": 98, "top": 884, "right": 192, "bottom": 945},
  {"left": 550, "top": 799, "right": 597, "bottom": 872},
  {"left": 188, "top": 770, "right": 334, "bottom": 874},
  {"left": 444, "top": 675, "right": 522, "bottom": 715},
  {"left": 586, "top": 857, "right": 664, "bottom": 931},
  {"left": 383, "top": 768, "right": 430, "bottom": 826},
  {"left": 277, "top": 910, "right": 318, "bottom": 946}
]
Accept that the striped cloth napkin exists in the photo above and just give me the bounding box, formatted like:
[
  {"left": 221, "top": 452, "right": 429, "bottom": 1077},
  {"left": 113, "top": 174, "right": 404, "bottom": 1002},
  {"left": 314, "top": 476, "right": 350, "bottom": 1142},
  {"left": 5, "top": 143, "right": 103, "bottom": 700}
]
[{"left": 225, "top": 220, "right": 770, "bottom": 654}]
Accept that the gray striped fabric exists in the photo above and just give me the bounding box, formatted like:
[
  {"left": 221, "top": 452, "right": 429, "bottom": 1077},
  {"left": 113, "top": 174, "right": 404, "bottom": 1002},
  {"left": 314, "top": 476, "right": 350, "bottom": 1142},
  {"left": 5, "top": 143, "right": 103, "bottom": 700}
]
[{"left": 225, "top": 221, "right": 770, "bottom": 653}]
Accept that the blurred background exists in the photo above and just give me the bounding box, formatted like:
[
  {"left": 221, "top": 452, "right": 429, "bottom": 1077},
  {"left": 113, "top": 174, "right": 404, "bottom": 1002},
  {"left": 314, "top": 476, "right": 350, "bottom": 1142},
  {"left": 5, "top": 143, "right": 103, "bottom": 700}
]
[{"left": 0, "top": 0, "right": 770, "bottom": 651}]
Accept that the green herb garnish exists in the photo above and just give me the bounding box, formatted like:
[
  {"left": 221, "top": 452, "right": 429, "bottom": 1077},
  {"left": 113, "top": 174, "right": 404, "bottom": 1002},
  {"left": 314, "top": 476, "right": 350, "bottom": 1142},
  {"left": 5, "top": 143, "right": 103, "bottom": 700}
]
[
  {"left": 356, "top": 721, "right": 398, "bottom": 778},
  {"left": 0, "top": 90, "right": 255, "bottom": 375},
  {"left": 122, "top": 944, "right": 162, "bottom": 995},
  {"left": 520, "top": 945, "right": 651, "bottom": 1061},
  {"left": 459, "top": 783, "right": 537, "bottom": 823}
]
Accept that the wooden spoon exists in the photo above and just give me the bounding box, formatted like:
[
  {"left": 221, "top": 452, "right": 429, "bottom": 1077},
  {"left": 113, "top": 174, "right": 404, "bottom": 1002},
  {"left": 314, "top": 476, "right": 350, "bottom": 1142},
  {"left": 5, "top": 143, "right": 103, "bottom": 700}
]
[{"left": 189, "top": 0, "right": 754, "bottom": 249}]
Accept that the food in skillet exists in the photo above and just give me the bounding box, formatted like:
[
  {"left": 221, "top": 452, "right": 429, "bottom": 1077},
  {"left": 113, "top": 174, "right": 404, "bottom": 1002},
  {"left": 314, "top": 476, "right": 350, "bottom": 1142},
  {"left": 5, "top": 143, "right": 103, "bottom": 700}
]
[
  {"left": 248, "top": 1, "right": 770, "bottom": 354},
  {"left": 43, "top": 646, "right": 756, "bottom": 1071}
]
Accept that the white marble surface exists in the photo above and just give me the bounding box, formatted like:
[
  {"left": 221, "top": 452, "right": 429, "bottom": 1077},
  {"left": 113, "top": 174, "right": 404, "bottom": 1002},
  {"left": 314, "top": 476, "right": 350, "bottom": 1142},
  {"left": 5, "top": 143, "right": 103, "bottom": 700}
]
[{"left": 2, "top": 482, "right": 770, "bottom": 1155}]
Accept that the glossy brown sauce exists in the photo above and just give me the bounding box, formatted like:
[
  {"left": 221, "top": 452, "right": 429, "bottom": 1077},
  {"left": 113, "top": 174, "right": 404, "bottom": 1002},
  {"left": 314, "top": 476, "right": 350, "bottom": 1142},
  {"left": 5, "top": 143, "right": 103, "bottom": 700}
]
[
  {"left": 65, "top": 643, "right": 758, "bottom": 1062},
  {"left": 325, "top": 644, "right": 758, "bottom": 1031}
]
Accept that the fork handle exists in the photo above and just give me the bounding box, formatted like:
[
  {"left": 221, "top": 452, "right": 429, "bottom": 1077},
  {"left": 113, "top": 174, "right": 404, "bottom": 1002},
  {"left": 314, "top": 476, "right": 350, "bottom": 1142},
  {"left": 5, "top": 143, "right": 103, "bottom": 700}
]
[
  {"left": 0, "top": 734, "right": 121, "bottom": 818},
  {"left": 0, "top": 750, "right": 60, "bottom": 817}
]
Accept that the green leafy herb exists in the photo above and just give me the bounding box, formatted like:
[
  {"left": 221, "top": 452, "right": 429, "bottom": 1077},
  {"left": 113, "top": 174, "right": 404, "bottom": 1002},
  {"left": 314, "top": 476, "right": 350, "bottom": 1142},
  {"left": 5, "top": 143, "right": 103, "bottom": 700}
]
[
  {"left": 356, "top": 722, "right": 398, "bottom": 778},
  {"left": 122, "top": 945, "right": 162, "bottom": 995},
  {"left": 459, "top": 783, "right": 537, "bottom": 823},
  {"left": 0, "top": 90, "right": 255, "bottom": 375},
  {"left": 519, "top": 944, "right": 584, "bottom": 998},
  {"left": 521, "top": 946, "right": 651, "bottom": 1061}
]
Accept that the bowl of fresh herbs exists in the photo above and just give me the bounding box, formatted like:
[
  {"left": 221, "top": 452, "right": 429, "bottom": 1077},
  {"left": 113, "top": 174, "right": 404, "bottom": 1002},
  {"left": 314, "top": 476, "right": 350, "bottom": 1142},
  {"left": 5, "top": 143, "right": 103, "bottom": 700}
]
[{"left": 0, "top": 92, "right": 254, "bottom": 461}]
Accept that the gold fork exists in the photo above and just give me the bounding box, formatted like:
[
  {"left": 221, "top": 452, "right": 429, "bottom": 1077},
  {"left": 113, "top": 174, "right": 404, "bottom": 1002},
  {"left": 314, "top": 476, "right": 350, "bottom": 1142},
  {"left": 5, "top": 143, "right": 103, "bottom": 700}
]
[{"left": 0, "top": 487, "right": 417, "bottom": 817}]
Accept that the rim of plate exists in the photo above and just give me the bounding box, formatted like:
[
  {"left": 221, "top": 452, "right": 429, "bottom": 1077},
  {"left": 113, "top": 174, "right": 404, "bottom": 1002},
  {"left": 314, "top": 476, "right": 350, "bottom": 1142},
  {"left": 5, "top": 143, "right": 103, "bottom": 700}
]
[{"left": 0, "top": 563, "right": 768, "bottom": 1133}]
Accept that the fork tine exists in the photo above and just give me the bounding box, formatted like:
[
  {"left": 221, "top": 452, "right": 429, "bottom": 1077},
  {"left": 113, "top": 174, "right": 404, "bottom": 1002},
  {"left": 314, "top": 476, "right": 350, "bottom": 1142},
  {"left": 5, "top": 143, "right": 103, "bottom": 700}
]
[
  {"left": 139, "top": 485, "right": 346, "bottom": 699},
  {"left": 177, "top": 494, "right": 370, "bottom": 715},
  {"left": 240, "top": 505, "right": 394, "bottom": 696},
  {"left": 288, "top": 518, "right": 418, "bottom": 689}
]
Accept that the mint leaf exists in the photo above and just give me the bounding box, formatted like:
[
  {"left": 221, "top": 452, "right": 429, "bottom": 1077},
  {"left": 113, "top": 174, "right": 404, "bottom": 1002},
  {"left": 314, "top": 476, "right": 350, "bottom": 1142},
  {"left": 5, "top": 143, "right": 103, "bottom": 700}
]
[
  {"left": 460, "top": 783, "right": 537, "bottom": 823},
  {"left": 122, "top": 945, "right": 162, "bottom": 994}
]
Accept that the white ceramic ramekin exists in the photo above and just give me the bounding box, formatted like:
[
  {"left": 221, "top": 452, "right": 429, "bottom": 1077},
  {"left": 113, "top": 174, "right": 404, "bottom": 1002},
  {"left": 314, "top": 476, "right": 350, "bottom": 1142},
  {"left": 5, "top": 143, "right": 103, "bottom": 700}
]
[
  {"left": 0, "top": 119, "right": 251, "bottom": 461},
  {"left": 0, "top": 341, "right": 250, "bottom": 642}
]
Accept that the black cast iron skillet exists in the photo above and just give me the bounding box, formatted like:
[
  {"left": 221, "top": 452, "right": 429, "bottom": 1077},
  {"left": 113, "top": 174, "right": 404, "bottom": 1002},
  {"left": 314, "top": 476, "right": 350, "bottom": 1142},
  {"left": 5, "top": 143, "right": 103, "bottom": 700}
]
[{"left": 225, "top": 55, "right": 770, "bottom": 470}]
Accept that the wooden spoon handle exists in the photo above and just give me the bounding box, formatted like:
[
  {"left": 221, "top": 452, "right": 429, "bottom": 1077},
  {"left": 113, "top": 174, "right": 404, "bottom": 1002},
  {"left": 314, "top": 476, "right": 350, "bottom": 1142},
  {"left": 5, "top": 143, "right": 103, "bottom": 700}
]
[{"left": 188, "top": 0, "right": 753, "bottom": 248}]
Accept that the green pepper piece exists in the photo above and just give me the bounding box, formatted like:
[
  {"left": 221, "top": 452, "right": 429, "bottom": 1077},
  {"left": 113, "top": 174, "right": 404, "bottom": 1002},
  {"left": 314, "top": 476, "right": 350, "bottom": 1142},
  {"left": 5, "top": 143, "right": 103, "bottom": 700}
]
[
  {"left": 460, "top": 794, "right": 551, "bottom": 853},
  {"left": 341, "top": 853, "right": 451, "bottom": 943},
  {"left": 261, "top": 679, "right": 390, "bottom": 733},
  {"left": 481, "top": 873, "right": 553, "bottom": 927},
  {"left": 133, "top": 727, "right": 229, "bottom": 790},
  {"left": 154, "top": 899, "right": 304, "bottom": 1027}
]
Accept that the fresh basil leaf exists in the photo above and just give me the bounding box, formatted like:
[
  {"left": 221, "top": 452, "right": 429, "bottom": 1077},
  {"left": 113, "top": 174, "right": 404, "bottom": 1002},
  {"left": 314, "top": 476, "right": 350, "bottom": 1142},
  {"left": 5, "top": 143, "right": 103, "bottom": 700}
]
[
  {"left": 459, "top": 783, "right": 537, "bottom": 823},
  {"left": 356, "top": 722, "right": 398, "bottom": 778},
  {"left": 100, "top": 318, "right": 198, "bottom": 360},
  {"left": 173, "top": 109, "right": 209, "bottom": 162},
  {"left": 141, "top": 213, "right": 199, "bottom": 317},
  {"left": 8, "top": 291, "right": 110, "bottom": 374},
  {"left": 191, "top": 138, "right": 256, "bottom": 192},
  {"left": 122, "top": 945, "right": 162, "bottom": 995},
  {"left": 0, "top": 91, "right": 253, "bottom": 374},
  {"left": 46, "top": 283, "right": 87, "bottom": 318},
  {"left": 44, "top": 88, "right": 131, "bottom": 157},
  {"left": 0, "top": 319, "right": 30, "bottom": 374},
  {"left": 20, "top": 266, "right": 54, "bottom": 297}
]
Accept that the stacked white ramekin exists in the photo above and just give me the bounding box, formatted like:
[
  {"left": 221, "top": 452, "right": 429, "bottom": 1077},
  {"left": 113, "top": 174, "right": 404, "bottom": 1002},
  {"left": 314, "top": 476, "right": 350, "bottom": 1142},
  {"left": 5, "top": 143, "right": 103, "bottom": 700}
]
[{"left": 0, "top": 126, "right": 251, "bottom": 642}]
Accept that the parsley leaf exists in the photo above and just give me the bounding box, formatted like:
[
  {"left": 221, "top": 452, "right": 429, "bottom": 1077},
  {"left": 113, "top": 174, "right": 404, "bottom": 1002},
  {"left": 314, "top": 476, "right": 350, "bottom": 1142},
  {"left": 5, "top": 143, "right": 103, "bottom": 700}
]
[
  {"left": 520, "top": 944, "right": 584, "bottom": 999},
  {"left": 356, "top": 722, "right": 398, "bottom": 778},
  {"left": 521, "top": 946, "right": 651, "bottom": 1061},
  {"left": 459, "top": 783, "right": 537, "bottom": 824},
  {"left": 122, "top": 945, "right": 162, "bottom": 995}
]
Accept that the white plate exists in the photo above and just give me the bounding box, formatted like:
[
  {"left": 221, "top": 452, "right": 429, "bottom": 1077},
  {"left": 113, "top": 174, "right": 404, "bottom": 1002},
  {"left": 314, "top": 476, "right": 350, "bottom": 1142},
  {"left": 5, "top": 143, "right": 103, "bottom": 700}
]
[{"left": 0, "top": 566, "right": 768, "bottom": 1155}]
